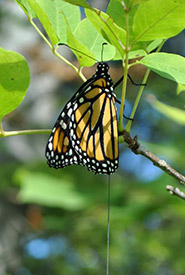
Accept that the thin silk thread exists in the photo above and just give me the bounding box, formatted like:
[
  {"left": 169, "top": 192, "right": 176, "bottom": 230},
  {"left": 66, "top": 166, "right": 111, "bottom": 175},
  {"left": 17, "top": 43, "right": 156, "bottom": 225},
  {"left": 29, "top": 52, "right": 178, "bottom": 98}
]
[{"left": 106, "top": 174, "right": 111, "bottom": 275}]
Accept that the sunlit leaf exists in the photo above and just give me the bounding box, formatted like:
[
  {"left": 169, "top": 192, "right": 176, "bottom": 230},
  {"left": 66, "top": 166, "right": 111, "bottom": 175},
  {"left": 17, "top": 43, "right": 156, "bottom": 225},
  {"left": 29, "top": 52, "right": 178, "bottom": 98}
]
[
  {"left": 0, "top": 47, "right": 30, "bottom": 120},
  {"left": 37, "top": 0, "right": 81, "bottom": 43},
  {"left": 74, "top": 18, "right": 116, "bottom": 61},
  {"left": 107, "top": 0, "right": 152, "bottom": 53},
  {"left": 139, "top": 53, "right": 185, "bottom": 84},
  {"left": 146, "top": 39, "right": 163, "bottom": 53},
  {"left": 133, "top": 0, "right": 185, "bottom": 42},
  {"left": 107, "top": 0, "right": 136, "bottom": 35},
  {"left": 128, "top": 49, "right": 146, "bottom": 59},
  {"left": 26, "top": 0, "right": 59, "bottom": 46},
  {"left": 60, "top": 0, "right": 92, "bottom": 9},
  {"left": 61, "top": 12, "right": 95, "bottom": 67},
  {"left": 15, "top": 0, "right": 36, "bottom": 17},
  {"left": 85, "top": 9, "right": 126, "bottom": 56}
]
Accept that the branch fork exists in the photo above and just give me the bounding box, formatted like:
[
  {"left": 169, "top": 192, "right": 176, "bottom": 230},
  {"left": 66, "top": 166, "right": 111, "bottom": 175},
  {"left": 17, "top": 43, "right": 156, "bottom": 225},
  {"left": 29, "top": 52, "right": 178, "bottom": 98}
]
[{"left": 120, "top": 130, "right": 185, "bottom": 201}]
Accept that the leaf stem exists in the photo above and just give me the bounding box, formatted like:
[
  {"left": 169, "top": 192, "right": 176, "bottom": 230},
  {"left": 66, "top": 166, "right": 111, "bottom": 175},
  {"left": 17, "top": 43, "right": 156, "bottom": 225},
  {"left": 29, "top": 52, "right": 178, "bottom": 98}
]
[
  {"left": 29, "top": 17, "right": 86, "bottom": 82},
  {"left": 118, "top": 6, "right": 130, "bottom": 132},
  {"left": 125, "top": 39, "right": 166, "bottom": 133},
  {"left": 54, "top": 48, "right": 87, "bottom": 82},
  {"left": 29, "top": 17, "right": 52, "bottom": 50},
  {"left": 0, "top": 128, "right": 51, "bottom": 138},
  {"left": 0, "top": 121, "right": 4, "bottom": 136}
]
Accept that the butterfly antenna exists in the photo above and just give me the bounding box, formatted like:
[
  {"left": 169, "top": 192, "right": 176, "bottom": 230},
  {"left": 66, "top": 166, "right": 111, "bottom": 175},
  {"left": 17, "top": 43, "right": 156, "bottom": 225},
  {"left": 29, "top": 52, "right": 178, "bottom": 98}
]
[
  {"left": 101, "top": 42, "right": 108, "bottom": 62},
  {"left": 58, "top": 43, "right": 98, "bottom": 62}
]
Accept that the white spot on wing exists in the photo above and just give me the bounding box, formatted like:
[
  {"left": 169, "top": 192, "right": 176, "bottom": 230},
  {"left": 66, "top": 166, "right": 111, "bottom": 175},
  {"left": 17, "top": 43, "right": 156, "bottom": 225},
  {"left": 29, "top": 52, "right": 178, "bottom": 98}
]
[
  {"left": 67, "top": 102, "right": 71, "bottom": 108},
  {"left": 67, "top": 108, "right": 73, "bottom": 117},
  {"left": 48, "top": 142, "right": 53, "bottom": 151},
  {"left": 73, "top": 103, "right": 78, "bottom": 110},
  {"left": 79, "top": 97, "right": 84, "bottom": 103},
  {"left": 62, "top": 122, "right": 67, "bottom": 130}
]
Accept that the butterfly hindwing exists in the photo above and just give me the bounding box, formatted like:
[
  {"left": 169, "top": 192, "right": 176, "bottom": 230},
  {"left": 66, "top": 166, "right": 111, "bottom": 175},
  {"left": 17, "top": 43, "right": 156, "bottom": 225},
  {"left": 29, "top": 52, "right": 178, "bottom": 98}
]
[{"left": 45, "top": 103, "right": 81, "bottom": 168}]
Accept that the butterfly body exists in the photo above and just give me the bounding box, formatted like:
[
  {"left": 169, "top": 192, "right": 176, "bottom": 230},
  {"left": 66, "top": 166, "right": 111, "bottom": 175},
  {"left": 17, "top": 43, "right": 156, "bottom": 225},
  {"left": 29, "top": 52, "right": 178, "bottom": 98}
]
[{"left": 45, "top": 62, "right": 119, "bottom": 174}]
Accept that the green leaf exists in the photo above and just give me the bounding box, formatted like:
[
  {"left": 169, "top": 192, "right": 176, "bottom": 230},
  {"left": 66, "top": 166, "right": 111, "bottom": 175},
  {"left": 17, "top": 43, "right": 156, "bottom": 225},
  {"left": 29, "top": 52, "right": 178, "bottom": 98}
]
[
  {"left": 146, "top": 39, "right": 163, "bottom": 53},
  {"left": 107, "top": 1, "right": 153, "bottom": 54},
  {"left": 74, "top": 18, "right": 116, "bottom": 61},
  {"left": 85, "top": 9, "right": 126, "bottom": 57},
  {"left": 114, "top": 48, "right": 147, "bottom": 60},
  {"left": 67, "top": 28, "right": 95, "bottom": 68},
  {"left": 107, "top": 0, "right": 127, "bottom": 29},
  {"left": 26, "top": 0, "right": 59, "bottom": 46},
  {"left": 61, "top": 12, "right": 95, "bottom": 67},
  {"left": 133, "top": 0, "right": 185, "bottom": 42},
  {"left": 60, "top": 0, "right": 92, "bottom": 9},
  {"left": 113, "top": 48, "right": 122, "bottom": 60},
  {"left": 148, "top": 95, "right": 185, "bottom": 125},
  {"left": 16, "top": 170, "right": 88, "bottom": 210},
  {"left": 37, "top": 0, "right": 81, "bottom": 43},
  {"left": 107, "top": 0, "right": 136, "bottom": 37},
  {"left": 176, "top": 83, "right": 185, "bottom": 95},
  {"left": 15, "top": 0, "right": 36, "bottom": 17},
  {"left": 128, "top": 49, "right": 146, "bottom": 59},
  {"left": 0, "top": 47, "right": 30, "bottom": 120},
  {"left": 139, "top": 53, "right": 185, "bottom": 84}
]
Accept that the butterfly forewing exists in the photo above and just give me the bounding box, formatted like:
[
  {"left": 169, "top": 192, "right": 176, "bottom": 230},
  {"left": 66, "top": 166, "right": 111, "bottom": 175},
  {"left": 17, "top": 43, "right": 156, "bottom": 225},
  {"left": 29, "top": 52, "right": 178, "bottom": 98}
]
[{"left": 45, "top": 62, "right": 119, "bottom": 174}]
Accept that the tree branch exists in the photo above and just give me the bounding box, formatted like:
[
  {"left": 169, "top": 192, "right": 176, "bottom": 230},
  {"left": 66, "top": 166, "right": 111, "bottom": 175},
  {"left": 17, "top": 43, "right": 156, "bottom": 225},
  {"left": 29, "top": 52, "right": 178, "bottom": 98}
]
[
  {"left": 166, "top": 185, "right": 185, "bottom": 201},
  {"left": 120, "top": 130, "right": 185, "bottom": 185}
]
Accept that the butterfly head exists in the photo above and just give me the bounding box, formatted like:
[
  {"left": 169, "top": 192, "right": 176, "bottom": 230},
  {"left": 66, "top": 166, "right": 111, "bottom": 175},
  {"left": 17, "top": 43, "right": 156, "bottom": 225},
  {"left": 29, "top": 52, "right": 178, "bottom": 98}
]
[
  {"left": 93, "top": 62, "right": 113, "bottom": 89},
  {"left": 96, "top": 62, "right": 109, "bottom": 74}
]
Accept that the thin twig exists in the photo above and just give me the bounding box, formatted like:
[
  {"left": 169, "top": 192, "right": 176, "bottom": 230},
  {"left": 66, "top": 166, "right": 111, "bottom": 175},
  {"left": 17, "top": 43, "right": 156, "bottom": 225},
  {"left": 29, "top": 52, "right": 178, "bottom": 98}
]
[
  {"left": 166, "top": 185, "right": 185, "bottom": 201},
  {"left": 120, "top": 130, "right": 185, "bottom": 185}
]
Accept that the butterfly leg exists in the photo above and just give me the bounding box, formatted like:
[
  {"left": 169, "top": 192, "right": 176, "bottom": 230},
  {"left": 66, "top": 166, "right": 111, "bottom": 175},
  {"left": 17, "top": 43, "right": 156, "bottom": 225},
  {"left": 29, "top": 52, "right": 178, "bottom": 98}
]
[{"left": 114, "top": 74, "right": 146, "bottom": 89}]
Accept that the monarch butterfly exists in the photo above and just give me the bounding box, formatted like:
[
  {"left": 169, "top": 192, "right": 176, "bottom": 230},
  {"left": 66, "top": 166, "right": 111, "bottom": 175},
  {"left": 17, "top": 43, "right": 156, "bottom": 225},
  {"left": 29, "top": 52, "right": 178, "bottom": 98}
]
[{"left": 45, "top": 62, "right": 119, "bottom": 174}]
